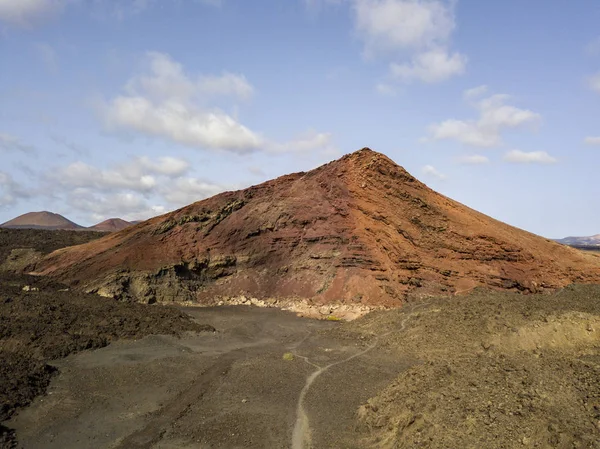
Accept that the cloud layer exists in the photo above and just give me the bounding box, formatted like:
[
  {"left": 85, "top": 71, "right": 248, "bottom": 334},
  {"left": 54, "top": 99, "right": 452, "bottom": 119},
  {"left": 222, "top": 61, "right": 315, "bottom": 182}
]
[
  {"left": 105, "top": 52, "right": 263, "bottom": 153},
  {"left": 0, "top": 0, "right": 66, "bottom": 26},
  {"left": 503, "top": 150, "right": 557, "bottom": 164},
  {"left": 105, "top": 52, "right": 334, "bottom": 155},
  {"left": 45, "top": 155, "right": 227, "bottom": 222},
  {"left": 428, "top": 89, "right": 541, "bottom": 147},
  {"left": 354, "top": 0, "right": 466, "bottom": 84}
]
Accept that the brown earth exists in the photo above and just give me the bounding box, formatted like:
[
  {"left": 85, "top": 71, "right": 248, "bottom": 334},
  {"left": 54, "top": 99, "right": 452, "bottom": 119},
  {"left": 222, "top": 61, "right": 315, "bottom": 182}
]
[
  {"left": 88, "top": 218, "right": 132, "bottom": 232},
  {"left": 345, "top": 286, "right": 600, "bottom": 449},
  {"left": 4, "top": 287, "right": 600, "bottom": 449},
  {"left": 1, "top": 212, "right": 83, "bottom": 231},
  {"left": 2, "top": 230, "right": 600, "bottom": 448},
  {"left": 31, "top": 148, "right": 600, "bottom": 308},
  {"left": 0, "top": 231, "right": 213, "bottom": 449}
]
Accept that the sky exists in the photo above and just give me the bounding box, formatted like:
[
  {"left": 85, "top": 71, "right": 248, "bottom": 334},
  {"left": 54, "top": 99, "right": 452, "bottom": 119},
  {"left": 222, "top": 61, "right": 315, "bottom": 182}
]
[{"left": 0, "top": 0, "right": 599, "bottom": 238}]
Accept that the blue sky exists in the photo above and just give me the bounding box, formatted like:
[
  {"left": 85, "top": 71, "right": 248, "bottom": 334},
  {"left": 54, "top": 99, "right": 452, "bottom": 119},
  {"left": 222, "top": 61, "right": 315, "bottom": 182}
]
[{"left": 0, "top": 0, "right": 599, "bottom": 238}]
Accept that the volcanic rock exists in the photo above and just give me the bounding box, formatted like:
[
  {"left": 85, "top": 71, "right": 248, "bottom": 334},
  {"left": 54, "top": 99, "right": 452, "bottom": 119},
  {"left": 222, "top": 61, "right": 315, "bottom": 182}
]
[
  {"left": 89, "top": 218, "right": 133, "bottom": 232},
  {"left": 30, "top": 148, "right": 600, "bottom": 307},
  {"left": 1, "top": 211, "right": 83, "bottom": 230}
]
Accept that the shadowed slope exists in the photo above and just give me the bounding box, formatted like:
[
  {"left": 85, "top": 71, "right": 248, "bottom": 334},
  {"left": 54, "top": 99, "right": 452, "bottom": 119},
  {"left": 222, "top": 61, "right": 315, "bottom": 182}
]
[{"left": 31, "top": 148, "right": 600, "bottom": 307}]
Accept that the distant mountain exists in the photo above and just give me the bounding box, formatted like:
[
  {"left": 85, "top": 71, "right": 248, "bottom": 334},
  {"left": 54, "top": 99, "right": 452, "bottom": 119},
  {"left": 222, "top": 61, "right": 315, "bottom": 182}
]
[
  {"left": 1, "top": 211, "right": 84, "bottom": 230},
  {"left": 89, "top": 218, "right": 132, "bottom": 232},
  {"left": 555, "top": 234, "right": 600, "bottom": 247}
]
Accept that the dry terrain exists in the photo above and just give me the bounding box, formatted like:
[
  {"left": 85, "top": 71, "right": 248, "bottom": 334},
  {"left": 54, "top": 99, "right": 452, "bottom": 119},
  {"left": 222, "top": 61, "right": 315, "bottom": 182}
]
[
  {"left": 3, "top": 282, "right": 600, "bottom": 449},
  {"left": 0, "top": 230, "right": 212, "bottom": 448}
]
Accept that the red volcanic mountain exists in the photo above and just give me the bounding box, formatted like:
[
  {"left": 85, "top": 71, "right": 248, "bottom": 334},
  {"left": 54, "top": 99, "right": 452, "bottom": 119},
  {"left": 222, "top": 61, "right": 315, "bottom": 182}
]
[
  {"left": 89, "top": 218, "right": 133, "bottom": 232},
  {"left": 1, "top": 211, "right": 83, "bottom": 230},
  {"left": 31, "top": 148, "right": 600, "bottom": 307}
]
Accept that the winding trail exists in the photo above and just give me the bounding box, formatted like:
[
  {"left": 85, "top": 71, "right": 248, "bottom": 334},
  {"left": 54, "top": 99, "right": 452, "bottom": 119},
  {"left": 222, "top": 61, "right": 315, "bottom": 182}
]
[{"left": 291, "top": 303, "right": 429, "bottom": 449}]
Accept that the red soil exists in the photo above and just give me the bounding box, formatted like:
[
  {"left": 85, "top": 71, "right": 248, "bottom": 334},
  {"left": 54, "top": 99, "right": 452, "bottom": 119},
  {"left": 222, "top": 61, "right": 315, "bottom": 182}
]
[
  {"left": 88, "top": 218, "right": 132, "bottom": 232},
  {"left": 31, "top": 148, "right": 600, "bottom": 307}
]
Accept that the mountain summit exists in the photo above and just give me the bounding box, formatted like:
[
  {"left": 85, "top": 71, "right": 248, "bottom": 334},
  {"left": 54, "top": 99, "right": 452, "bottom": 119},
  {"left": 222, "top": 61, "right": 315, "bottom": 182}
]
[
  {"left": 89, "top": 218, "right": 133, "bottom": 232},
  {"left": 31, "top": 148, "right": 600, "bottom": 306},
  {"left": 1, "top": 211, "right": 83, "bottom": 230}
]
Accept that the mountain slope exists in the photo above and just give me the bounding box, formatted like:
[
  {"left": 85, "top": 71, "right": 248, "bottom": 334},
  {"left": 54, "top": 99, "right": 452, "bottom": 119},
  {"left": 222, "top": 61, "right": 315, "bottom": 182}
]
[
  {"left": 1, "top": 211, "right": 83, "bottom": 230},
  {"left": 88, "top": 218, "right": 132, "bottom": 232},
  {"left": 31, "top": 148, "right": 600, "bottom": 307}
]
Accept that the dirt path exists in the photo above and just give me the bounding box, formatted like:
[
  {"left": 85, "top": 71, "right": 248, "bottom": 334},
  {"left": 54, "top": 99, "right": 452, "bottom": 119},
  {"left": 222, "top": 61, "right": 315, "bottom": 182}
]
[
  {"left": 7, "top": 305, "right": 411, "bottom": 449},
  {"left": 291, "top": 303, "right": 428, "bottom": 449}
]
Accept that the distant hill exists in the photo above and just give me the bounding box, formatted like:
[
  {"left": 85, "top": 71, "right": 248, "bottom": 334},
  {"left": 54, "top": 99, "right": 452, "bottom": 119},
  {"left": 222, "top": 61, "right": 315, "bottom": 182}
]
[
  {"left": 1, "top": 212, "right": 139, "bottom": 232},
  {"left": 555, "top": 234, "right": 600, "bottom": 247},
  {"left": 89, "top": 218, "right": 132, "bottom": 232},
  {"left": 1, "top": 211, "right": 84, "bottom": 230}
]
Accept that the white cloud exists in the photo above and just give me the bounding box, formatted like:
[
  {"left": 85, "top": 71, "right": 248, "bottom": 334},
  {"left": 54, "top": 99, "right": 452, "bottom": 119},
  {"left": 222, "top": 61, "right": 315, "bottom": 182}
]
[
  {"left": 463, "top": 85, "right": 488, "bottom": 100},
  {"left": 137, "top": 156, "right": 190, "bottom": 177},
  {"left": 105, "top": 52, "right": 263, "bottom": 153},
  {"left": 197, "top": 72, "right": 255, "bottom": 100},
  {"left": 428, "top": 91, "right": 542, "bottom": 147},
  {"left": 63, "top": 174, "right": 225, "bottom": 222},
  {"left": 354, "top": 0, "right": 455, "bottom": 55},
  {"left": 429, "top": 120, "right": 498, "bottom": 147},
  {"left": 54, "top": 161, "right": 157, "bottom": 192},
  {"left": 0, "top": 0, "right": 65, "bottom": 26},
  {"left": 67, "top": 189, "right": 166, "bottom": 222},
  {"left": 421, "top": 164, "right": 446, "bottom": 180},
  {"left": 50, "top": 156, "right": 191, "bottom": 194},
  {"left": 589, "top": 72, "right": 600, "bottom": 94},
  {"left": 352, "top": 0, "right": 465, "bottom": 84},
  {"left": 0, "top": 133, "right": 35, "bottom": 152},
  {"left": 160, "top": 177, "right": 225, "bottom": 206},
  {"left": 105, "top": 52, "right": 334, "bottom": 154},
  {"left": 390, "top": 48, "right": 466, "bottom": 83},
  {"left": 503, "top": 150, "right": 557, "bottom": 164},
  {"left": 106, "top": 96, "right": 263, "bottom": 153},
  {"left": 0, "top": 172, "right": 28, "bottom": 207},
  {"left": 584, "top": 137, "right": 600, "bottom": 145},
  {"left": 459, "top": 154, "right": 489, "bottom": 165},
  {"left": 45, "top": 155, "right": 226, "bottom": 221},
  {"left": 126, "top": 52, "right": 253, "bottom": 103}
]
